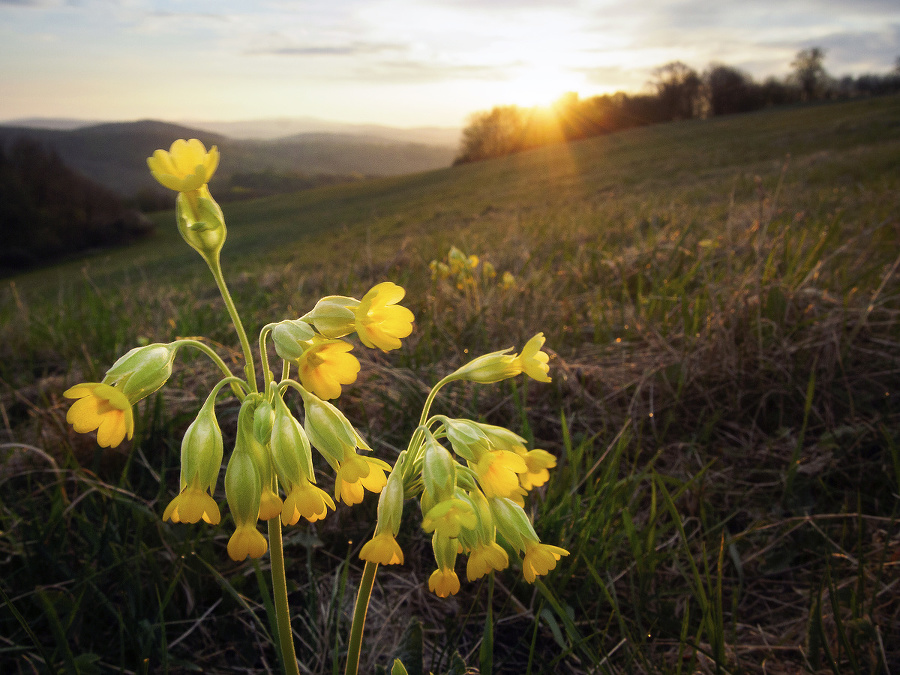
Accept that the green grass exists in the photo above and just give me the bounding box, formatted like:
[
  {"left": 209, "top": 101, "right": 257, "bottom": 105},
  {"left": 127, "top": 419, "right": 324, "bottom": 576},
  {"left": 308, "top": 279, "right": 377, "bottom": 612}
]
[{"left": 2, "top": 95, "right": 900, "bottom": 673}]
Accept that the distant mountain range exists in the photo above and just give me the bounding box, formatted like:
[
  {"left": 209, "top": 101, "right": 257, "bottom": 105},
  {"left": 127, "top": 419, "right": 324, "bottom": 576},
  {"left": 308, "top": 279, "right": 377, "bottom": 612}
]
[{"left": 0, "top": 118, "right": 460, "bottom": 198}]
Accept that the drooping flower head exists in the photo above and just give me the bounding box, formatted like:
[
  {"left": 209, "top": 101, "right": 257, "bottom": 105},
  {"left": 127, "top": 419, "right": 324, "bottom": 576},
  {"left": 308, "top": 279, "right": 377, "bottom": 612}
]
[
  {"left": 163, "top": 389, "right": 224, "bottom": 525},
  {"left": 147, "top": 139, "right": 219, "bottom": 193},
  {"left": 281, "top": 478, "right": 336, "bottom": 525},
  {"left": 360, "top": 532, "right": 405, "bottom": 565},
  {"left": 522, "top": 542, "right": 569, "bottom": 583},
  {"left": 334, "top": 455, "right": 390, "bottom": 506},
  {"left": 64, "top": 383, "right": 134, "bottom": 448},
  {"left": 354, "top": 282, "right": 414, "bottom": 352},
  {"left": 297, "top": 337, "right": 360, "bottom": 400}
]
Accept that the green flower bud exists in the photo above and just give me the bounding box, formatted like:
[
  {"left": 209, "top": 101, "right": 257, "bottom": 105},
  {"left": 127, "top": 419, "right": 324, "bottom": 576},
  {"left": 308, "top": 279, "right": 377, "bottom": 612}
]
[
  {"left": 225, "top": 443, "right": 262, "bottom": 528},
  {"left": 269, "top": 393, "right": 314, "bottom": 489},
  {"left": 272, "top": 319, "right": 316, "bottom": 361},
  {"left": 441, "top": 417, "right": 491, "bottom": 462},
  {"left": 422, "top": 431, "right": 456, "bottom": 502},
  {"left": 299, "top": 387, "right": 357, "bottom": 466},
  {"left": 103, "top": 342, "right": 179, "bottom": 403},
  {"left": 175, "top": 185, "right": 226, "bottom": 260},
  {"left": 432, "top": 531, "right": 458, "bottom": 571},
  {"left": 376, "top": 468, "right": 405, "bottom": 537},
  {"left": 180, "top": 388, "right": 224, "bottom": 494},
  {"left": 253, "top": 401, "right": 275, "bottom": 446},
  {"left": 302, "top": 296, "right": 359, "bottom": 338},
  {"left": 238, "top": 396, "right": 282, "bottom": 521},
  {"left": 489, "top": 497, "right": 539, "bottom": 553},
  {"left": 445, "top": 347, "right": 522, "bottom": 384},
  {"left": 477, "top": 423, "right": 528, "bottom": 453}
]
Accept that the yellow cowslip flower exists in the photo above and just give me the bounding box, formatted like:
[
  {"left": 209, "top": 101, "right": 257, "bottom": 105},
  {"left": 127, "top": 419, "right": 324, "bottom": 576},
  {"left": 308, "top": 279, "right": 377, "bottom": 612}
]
[
  {"left": 147, "top": 139, "right": 219, "bottom": 193},
  {"left": 500, "top": 271, "right": 516, "bottom": 290},
  {"left": 360, "top": 532, "right": 404, "bottom": 565},
  {"left": 354, "top": 282, "right": 414, "bottom": 352},
  {"left": 281, "top": 478, "right": 335, "bottom": 525},
  {"left": 297, "top": 337, "right": 360, "bottom": 400},
  {"left": 446, "top": 347, "right": 521, "bottom": 384},
  {"left": 225, "top": 442, "right": 267, "bottom": 561},
  {"left": 466, "top": 542, "right": 509, "bottom": 581},
  {"left": 428, "top": 568, "right": 461, "bottom": 598},
  {"left": 515, "top": 333, "right": 551, "bottom": 382},
  {"left": 64, "top": 383, "right": 134, "bottom": 448},
  {"left": 422, "top": 498, "right": 478, "bottom": 539},
  {"left": 163, "top": 476, "right": 221, "bottom": 525},
  {"left": 474, "top": 450, "right": 528, "bottom": 499},
  {"left": 516, "top": 448, "right": 557, "bottom": 491},
  {"left": 522, "top": 542, "right": 569, "bottom": 583},
  {"left": 334, "top": 455, "right": 390, "bottom": 506},
  {"left": 228, "top": 524, "right": 269, "bottom": 562}
]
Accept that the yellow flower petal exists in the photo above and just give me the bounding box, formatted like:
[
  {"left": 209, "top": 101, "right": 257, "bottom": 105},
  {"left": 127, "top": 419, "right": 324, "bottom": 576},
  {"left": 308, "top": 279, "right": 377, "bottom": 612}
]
[
  {"left": 227, "top": 524, "right": 268, "bottom": 561},
  {"left": 359, "top": 533, "right": 404, "bottom": 565}
]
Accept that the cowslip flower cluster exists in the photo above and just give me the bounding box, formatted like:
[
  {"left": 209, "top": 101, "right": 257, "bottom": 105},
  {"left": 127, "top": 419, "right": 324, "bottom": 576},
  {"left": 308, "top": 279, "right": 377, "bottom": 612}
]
[
  {"left": 429, "top": 245, "right": 515, "bottom": 291},
  {"left": 64, "top": 139, "right": 414, "bottom": 562},
  {"left": 359, "top": 333, "right": 568, "bottom": 596}
]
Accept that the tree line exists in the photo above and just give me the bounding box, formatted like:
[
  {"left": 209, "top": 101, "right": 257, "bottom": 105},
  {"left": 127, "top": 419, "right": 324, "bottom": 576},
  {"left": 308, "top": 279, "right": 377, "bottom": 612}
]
[
  {"left": 454, "top": 49, "right": 900, "bottom": 164},
  {"left": 0, "top": 137, "right": 153, "bottom": 276}
]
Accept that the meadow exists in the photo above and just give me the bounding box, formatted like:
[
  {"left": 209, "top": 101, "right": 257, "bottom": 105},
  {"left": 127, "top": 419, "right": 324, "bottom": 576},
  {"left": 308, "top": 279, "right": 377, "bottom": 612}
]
[{"left": 1, "top": 94, "right": 899, "bottom": 673}]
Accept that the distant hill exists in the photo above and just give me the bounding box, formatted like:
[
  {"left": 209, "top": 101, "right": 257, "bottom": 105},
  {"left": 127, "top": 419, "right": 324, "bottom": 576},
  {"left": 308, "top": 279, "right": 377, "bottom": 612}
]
[{"left": 0, "top": 120, "right": 457, "bottom": 199}]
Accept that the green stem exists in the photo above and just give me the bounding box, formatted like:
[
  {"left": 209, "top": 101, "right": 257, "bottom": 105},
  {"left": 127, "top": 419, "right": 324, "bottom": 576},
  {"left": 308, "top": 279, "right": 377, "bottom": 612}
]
[
  {"left": 177, "top": 339, "right": 248, "bottom": 400},
  {"left": 268, "top": 516, "right": 300, "bottom": 675},
  {"left": 345, "top": 561, "right": 378, "bottom": 675},
  {"left": 206, "top": 254, "right": 258, "bottom": 393}
]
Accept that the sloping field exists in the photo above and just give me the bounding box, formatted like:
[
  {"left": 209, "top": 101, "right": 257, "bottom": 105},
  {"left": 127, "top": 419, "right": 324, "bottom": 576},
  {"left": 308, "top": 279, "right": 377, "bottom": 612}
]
[{"left": 1, "top": 95, "right": 899, "bottom": 673}]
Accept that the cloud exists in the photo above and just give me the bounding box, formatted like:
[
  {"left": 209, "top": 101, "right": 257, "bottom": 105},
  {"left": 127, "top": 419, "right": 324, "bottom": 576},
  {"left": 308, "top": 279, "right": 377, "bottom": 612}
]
[{"left": 250, "top": 41, "right": 402, "bottom": 57}]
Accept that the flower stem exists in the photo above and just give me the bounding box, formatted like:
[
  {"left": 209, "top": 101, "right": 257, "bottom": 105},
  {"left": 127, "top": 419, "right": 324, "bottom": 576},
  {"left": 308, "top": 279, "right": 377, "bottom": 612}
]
[
  {"left": 345, "top": 560, "right": 378, "bottom": 675},
  {"left": 206, "top": 255, "right": 258, "bottom": 393},
  {"left": 268, "top": 517, "right": 300, "bottom": 675}
]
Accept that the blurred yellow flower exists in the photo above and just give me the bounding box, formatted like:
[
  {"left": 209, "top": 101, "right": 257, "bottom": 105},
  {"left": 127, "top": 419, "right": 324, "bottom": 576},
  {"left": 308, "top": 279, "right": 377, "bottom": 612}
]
[
  {"left": 522, "top": 542, "right": 569, "bottom": 583},
  {"left": 297, "top": 337, "right": 360, "bottom": 400},
  {"left": 162, "top": 477, "right": 221, "bottom": 525},
  {"left": 281, "top": 479, "right": 335, "bottom": 525},
  {"left": 64, "top": 383, "right": 134, "bottom": 448},
  {"left": 354, "top": 282, "right": 414, "bottom": 352},
  {"left": 147, "top": 139, "right": 219, "bottom": 192},
  {"left": 428, "top": 568, "right": 461, "bottom": 597},
  {"left": 360, "top": 532, "right": 404, "bottom": 565}
]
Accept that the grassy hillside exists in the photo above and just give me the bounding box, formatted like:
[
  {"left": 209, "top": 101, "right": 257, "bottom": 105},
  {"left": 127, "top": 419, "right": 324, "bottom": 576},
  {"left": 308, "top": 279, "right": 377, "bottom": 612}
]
[{"left": 1, "top": 95, "right": 899, "bottom": 673}]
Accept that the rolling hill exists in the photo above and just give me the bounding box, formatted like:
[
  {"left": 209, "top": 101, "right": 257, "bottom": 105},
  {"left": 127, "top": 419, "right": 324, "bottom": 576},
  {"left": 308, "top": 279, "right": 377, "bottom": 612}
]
[{"left": 0, "top": 119, "right": 456, "bottom": 198}]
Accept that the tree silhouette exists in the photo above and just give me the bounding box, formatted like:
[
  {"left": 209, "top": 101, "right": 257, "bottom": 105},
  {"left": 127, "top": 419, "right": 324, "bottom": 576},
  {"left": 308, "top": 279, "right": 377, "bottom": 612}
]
[{"left": 791, "top": 47, "right": 828, "bottom": 101}]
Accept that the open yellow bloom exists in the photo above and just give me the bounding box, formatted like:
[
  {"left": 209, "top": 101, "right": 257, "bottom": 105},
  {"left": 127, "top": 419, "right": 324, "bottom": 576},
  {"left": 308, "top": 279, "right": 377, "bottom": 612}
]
[
  {"left": 64, "top": 383, "right": 134, "bottom": 448},
  {"left": 162, "top": 477, "right": 221, "bottom": 525},
  {"left": 474, "top": 450, "right": 528, "bottom": 499},
  {"left": 517, "top": 448, "right": 557, "bottom": 490},
  {"left": 466, "top": 542, "right": 509, "bottom": 581},
  {"left": 428, "top": 568, "right": 461, "bottom": 598},
  {"left": 360, "top": 532, "right": 404, "bottom": 565},
  {"left": 297, "top": 337, "right": 360, "bottom": 400},
  {"left": 147, "top": 139, "right": 219, "bottom": 192},
  {"left": 522, "top": 542, "right": 569, "bottom": 583},
  {"left": 515, "top": 333, "right": 551, "bottom": 382},
  {"left": 227, "top": 524, "right": 269, "bottom": 561},
  {"left": 282, "top": 479, "right": 336, "bottom": 525},
  {"left": 354, "top": 282, "right": 414, "bottom": 351},
  {"left": 334, "top": 455, "right": 389, "bottom": 506}
]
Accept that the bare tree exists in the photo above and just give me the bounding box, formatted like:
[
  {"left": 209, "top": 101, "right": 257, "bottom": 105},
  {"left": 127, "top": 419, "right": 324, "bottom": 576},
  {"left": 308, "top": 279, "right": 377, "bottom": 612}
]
[{"left": 791, "top": 47, "right": 828, "bottom": 101}]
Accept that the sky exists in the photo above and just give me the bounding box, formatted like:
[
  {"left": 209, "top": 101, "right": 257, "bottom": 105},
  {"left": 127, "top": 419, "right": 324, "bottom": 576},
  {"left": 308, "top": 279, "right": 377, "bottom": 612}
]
[{"left": 1, "top": 0, "right": 898, "bottom": 129}]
